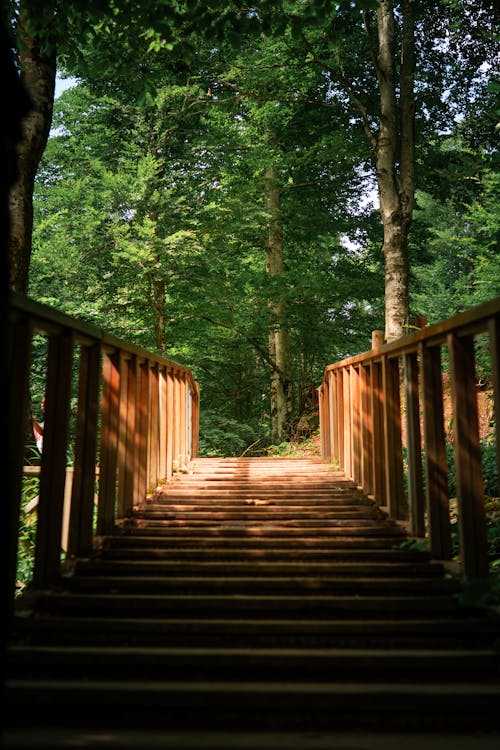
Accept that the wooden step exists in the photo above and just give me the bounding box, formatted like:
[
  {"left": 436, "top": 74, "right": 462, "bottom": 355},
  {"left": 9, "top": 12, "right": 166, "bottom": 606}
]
[
  {"left": 74, "top": 559, "right": 447, "bottom": 578},
  {"left": 12, "top": 614, "right": 500, "bottom": 649},
  {"left": 5, "top": 678, "right": 500, "bottom": 731},
  {"left": 7, "top": 455, "right": 500, "bottom": 738},
  {"left": 8, "top": 644, "right": 500, "bottom": 681},
  {"left": 26, "top": 591, "right": 466, "bottom": 617}
]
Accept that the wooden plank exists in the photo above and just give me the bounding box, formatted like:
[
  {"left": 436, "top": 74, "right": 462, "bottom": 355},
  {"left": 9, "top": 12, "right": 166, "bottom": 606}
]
[
  {"left": 123, "top": 356, "right": 138, "bottom": 513},
  {"left": 191, "top": 381, "right": 200, "bottom": 459},
  {"left": 420, "top": 344, "right": 451, "bottom": 561},
  {"left": 448, "top": 333, "right": 488, "bottom": 579},
  {"left": 382, "top": 357, "right": 406, "bottom": 520},
  {"left": 116, "top": 353, "right": 129, "bottom": 518},
  {"left": 148, "top": 365, "right": 160, "bottom": 490},
  {"left": 136, "top": 362, "right": 149, "bottom": 502},
  {"left": 318, "top": 384, "right": 328, "bottom": 459},
  {"left": 404, "top": 353, "right": 425, "bottom": 537},
  {"left": 360, "top": 364, "right": 373, "bottom": 496},
  {"left": 489, "top": 315, "right": 500, "bottom": 493},
  {"left": 67, "top": 343, "right": 101, "bottom": 556},
  {"left": 166, "top": 368, "right": 175, "bottom": 480},
  {"left": 342, "top": 368, "right": 351, "bottom": 479},
  {"left": 329, "top": 371, "right": 338, "bottom": 465},
  {"left": 97, "top": 352, "right": 120, "bottom": 536},
  {"left": 370, "top": 361, "right": 385, "bottom": 506},
  {"left": 336, "top": 371, "right": 344, "bottom": 471},
  {"left": 350, "top": 365, "right": 361, "bottom": 486},
  {"left": 34, "top": 331, "right": 75, "bottom": 587},
  {"left": 180, "top": 374, "right": 187, "bottom": 468},
  {"left": 158, "top": 367, "right": 168, "bottom": 480}
]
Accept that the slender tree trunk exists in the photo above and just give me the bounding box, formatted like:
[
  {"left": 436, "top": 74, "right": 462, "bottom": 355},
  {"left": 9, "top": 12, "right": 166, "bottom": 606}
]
[
  {"left": 375, "top": 0, "right": 415, "bottom": 341},
  {"left": 264, "top": 167, "right": 293, "bottom": 441},
  {"left": 9, "top": 6, "right": 56, "bottom": 293}
]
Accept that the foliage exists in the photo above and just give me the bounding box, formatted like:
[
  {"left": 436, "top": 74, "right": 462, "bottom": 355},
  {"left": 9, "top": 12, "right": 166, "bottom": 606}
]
[{"left": 16, "top": 473, "right": 39, "bottom": 593}]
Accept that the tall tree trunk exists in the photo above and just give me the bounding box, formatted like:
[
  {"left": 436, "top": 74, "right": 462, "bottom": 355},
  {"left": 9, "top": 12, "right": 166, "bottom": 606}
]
[
  {"left": 9, "top": 6, "right": 56, "bottom": 293},
  {"left": 375, "top": 0, "right": 415, "bottom": 341},
  {"left": 264, "top": 167, "right": 293, "bottom": 441}
]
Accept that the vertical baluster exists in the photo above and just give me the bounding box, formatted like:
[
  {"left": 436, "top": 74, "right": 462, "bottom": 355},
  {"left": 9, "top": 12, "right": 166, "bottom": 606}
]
[
  {"left": 404, "top": 351, "right": 425, "bottom": 537},
  {"left": 337, "top": 370, "right": 345, "bottom": 471},
  {"left": 351, "top": 365, "right": 361, "bottom": 486},
  {"left": 34, "top": 330, "right": 75, "bottom": 586},
  {"left": 68, "top": 342, "right": 101, "bottom": 556},
  {"left": 329, "top": 370, "right": 338, "bottom": 465},
  {"left": 448, "top": 333, "right": 488, "bottom": 579},
  {"left": 361, "top": 363, "right": 373, "bottom": 496},
  {"left": 343, "top": 368, "right": 351, "bottom": 479},
  {"left": 158, "top": 366, "right": 168, "bottom": 480},
  {"left": 191, "top": 381, "right": 200, "bottom": 459},
  {"left": 97, "top": 350, "right": 121, "bottom": 535},
  {"left": 320, "top": 378, "right": 330, "bottom": 460},
  {"left": 166, "top": 367, "right": 175, "bottom": 479},
  {"left": 420, "top": 343, "right": 451, "bottom": 560},
  {"left": 382, "top": 356, "right": 406, "bottom": 519},
  {"left": 136, "top": 361, "right": 149, "bottom": 501},
  {"left": 370, "top": 360, "right": 385, "bottom": 506},
  {"left": 489, "top": 315, "right": 500, "bottom": 485},
  {"left": 117, "top": 353, "right": 130, "bottom": 517},
  {"left": 148, "top": 364, "right": 160, "bottom": 488}
]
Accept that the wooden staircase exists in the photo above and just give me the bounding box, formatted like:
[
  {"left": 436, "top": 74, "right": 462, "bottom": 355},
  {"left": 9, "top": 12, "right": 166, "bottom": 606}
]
[{"left": 4, "top": 457, "right": 500, "bottom": 746}]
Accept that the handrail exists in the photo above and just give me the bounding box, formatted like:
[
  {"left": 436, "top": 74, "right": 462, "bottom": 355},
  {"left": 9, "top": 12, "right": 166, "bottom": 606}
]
[
  {"left": 318, "top": 297, "right": 500, "bottom": 581},
  {"left": 7, "top": 292, "right": 200, "bottom": 616}
]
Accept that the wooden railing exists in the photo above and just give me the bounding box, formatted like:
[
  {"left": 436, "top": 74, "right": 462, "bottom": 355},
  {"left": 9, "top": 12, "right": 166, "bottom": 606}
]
[
  {"left": 319, "top": 298, "right": 500, "bottom": 581},
  {"left": 7, "top": 292, "right": 199, "bottom": 612}
]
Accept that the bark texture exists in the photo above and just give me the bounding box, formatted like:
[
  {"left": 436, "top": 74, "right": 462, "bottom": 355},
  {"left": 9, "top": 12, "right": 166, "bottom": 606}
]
[
  {"left": 375, "top": 0, "right": 415, "bottom": 341},
  {"left": 9, "top": 7, "right": 56, "bottom": 293}
]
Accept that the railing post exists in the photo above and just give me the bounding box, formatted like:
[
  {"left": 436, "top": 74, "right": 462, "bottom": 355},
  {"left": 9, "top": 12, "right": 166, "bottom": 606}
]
[
  {"left": 179, "top": 373, "right": 187, "bottom": 467},
  {"left": 328, "top": 371, "right": 338, "bottom": 465},
  {"left": 191, "top": 382, "right": 200, "bottom": 459},
  {"left": 370, "top": 360, "right": 385, "bottom": 506},
  {"left": 382, "top": 356, "right": 406, "bottom": 519},
  {"left": 159, "top": 366, "right": 168, "bottom": 480},
  {"left": 404, "top": 352, "right": 425, "bottom": 537},
  {"left": 34, "top": 330, "right": 75, "bottom": 587},
  {"left": 343, "top": 368, "right": 351, "bottom": 479},
  {"left": 351, "top": 365, "right": 361, "bottom": 486},
  {"left": 448, "top": 333, "right": 488, "bottom": 579},
  {"left": 148, "top": 363, "right": 160, "bottom": 490},
  {"left": 489, "top": 315, "right": 500, "bottom": 487},
  {"left": 319, "top": 379, "right": 330, "bottom": 461},
  {"left": 117, "top": 353, "right": 131, "bottom": 517},
  {"left": 68, "top": 342, "right": 101, "bottom": 557},
  {"left": 420, "top": 343, "right": 451, "bottom": 561},
  {"left": 166, "top": 367, "right": 175, "bottom": 479},
  {"left": 97, "top": 351, "right": 121, "bottom": 536},
  {"left": 136, "top": 361, "right": 149, "bottom": 500},
  {"left": 360, "top": 363, "right": 373, "bottom": 495}
]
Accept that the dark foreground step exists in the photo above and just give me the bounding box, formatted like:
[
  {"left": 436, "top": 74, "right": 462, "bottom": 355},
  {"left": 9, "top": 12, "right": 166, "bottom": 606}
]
[
  {"left": 22, "top": 591, "right": 468, "bottom": 618},
  {"left": 99, "top": 546, "right": 433, "bottom": 562},
  {"left": 109, "top": 532, "right": 412, "bottom": 548},
  {"left": 61, "top": 574, "right": 461, "bottom": 595},
  {"left": 5, "top": 678, "right": 500, "bottom": 731},
  {"left": 73, "top": 559, "right": 447, "bottom": 578},
  {"left": 7, "top": 644, "right": 500, "bottom": 682},
  {"left": 12, "top": 614, "right": 499, "bottom": 649}
]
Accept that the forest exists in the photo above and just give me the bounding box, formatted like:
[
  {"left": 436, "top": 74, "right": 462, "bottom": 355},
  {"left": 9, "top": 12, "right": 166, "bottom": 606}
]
[{"left": 6, "top": 0, "right": 500, "bottom": 457}]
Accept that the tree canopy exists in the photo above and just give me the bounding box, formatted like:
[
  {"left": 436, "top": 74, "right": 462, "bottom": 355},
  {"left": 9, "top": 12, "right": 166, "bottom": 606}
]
[{"left": 6, "top": 0, "right": 499, "bottom": 453}]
